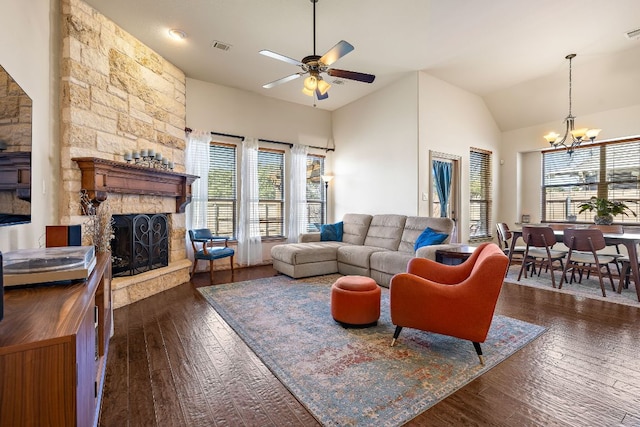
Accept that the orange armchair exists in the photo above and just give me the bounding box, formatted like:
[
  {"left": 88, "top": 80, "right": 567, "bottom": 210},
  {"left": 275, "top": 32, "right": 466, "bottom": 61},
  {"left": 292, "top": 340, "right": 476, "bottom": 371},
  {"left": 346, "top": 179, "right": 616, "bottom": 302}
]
[{"left": 389, "top": 242, "right": 509, "bottom": 364}]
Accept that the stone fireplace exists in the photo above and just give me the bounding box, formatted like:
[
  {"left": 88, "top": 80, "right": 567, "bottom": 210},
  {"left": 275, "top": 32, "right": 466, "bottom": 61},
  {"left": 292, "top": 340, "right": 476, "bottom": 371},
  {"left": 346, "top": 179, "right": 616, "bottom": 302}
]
[{"left": 59, "top": 0, "right": 191, "bottom": 308}]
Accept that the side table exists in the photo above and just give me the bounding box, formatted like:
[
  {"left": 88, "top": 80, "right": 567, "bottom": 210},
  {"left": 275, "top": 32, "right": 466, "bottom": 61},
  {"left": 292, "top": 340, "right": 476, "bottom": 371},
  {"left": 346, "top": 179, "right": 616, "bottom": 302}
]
[{"left": 435, "top": 245, "right": 477, "bottom": 265}]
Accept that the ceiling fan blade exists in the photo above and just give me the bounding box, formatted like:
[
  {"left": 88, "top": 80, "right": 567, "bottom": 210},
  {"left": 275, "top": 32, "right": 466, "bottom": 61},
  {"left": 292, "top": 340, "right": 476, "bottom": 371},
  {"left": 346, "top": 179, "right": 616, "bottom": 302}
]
[
  {"left": 315, "top": 88, "right": 329, "bottom": 100},
  {"left": 263, "top": 73, "right": 303, "bottom": 89},
  {"left": 259, "top": 50, "right": 304, "bottom": 67},
  {"left": 319, "top": 40, "right": 354, "bottom": 66},
  {"left": 327, "top": 68, "right": 376, "bottom": 83}
]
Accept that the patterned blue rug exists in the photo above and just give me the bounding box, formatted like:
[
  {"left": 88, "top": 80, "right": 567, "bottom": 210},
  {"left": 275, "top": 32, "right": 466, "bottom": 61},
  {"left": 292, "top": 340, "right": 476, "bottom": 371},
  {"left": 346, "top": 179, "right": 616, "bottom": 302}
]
[{"left": 198, "top": 274, "right": 546, "bottom": 426}]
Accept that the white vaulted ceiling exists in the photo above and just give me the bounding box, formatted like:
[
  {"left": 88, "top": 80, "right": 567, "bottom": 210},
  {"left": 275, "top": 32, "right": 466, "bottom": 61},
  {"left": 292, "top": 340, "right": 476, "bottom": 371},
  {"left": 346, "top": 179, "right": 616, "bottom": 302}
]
[{"left": 84, "top": 0, "right": 640, "bottom": 131}]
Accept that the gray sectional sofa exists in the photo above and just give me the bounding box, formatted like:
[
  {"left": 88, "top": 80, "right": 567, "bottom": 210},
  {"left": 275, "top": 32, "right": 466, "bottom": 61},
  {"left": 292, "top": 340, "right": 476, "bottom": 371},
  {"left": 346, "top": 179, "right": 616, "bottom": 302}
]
[{"left": 270, "top": 213, "right": 456, "bottom": 287}]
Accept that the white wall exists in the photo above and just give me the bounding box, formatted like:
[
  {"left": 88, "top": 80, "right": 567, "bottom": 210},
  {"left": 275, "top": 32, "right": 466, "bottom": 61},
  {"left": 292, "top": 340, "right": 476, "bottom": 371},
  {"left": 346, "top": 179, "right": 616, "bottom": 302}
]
[
  {"left": 500, "top": 104, "right": 640, "bottom": 228},
  {"left": 332, "top": 74, "right": 420, "bottom": 221},
  {"left": 186, "top": 78, "right": 332, "bottom": 148},
  {"left": 417, "top": 72, "right": 502, "bottom": 243},
  {"left": 331, "top": 72, "right": 502, "bottom": 242},
  {"left": 0, "top": 0, "right": 57, "bottom": 252}
]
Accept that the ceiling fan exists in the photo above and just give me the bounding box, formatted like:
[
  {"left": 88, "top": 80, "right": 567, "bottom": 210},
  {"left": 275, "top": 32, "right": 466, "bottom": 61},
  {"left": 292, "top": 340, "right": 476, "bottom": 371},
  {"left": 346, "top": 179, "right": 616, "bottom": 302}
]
[{"left": 259, "top": 0, "right": 375, "bottom": 100}]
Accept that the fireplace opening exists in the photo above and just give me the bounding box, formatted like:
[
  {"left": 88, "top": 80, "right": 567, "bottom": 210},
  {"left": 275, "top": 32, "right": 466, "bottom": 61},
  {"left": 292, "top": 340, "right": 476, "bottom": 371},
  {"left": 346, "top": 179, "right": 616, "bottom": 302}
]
[{"left": 111, "top": 214, "right": 169, "bottom": 277}]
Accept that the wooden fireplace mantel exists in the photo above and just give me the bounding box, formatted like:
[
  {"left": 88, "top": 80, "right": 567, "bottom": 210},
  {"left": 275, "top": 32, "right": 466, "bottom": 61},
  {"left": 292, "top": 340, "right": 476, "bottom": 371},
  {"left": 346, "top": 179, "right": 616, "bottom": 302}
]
[{"left": 72, "top": 157, "right": 199, "bottom": 213}]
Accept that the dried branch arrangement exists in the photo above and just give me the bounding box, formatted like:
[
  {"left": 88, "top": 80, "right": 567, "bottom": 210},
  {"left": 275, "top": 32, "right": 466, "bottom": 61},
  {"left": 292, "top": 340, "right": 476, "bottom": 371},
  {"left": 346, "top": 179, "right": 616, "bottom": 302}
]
[{"left": 80, "top": 190, "right": 114, "bottom": 253}]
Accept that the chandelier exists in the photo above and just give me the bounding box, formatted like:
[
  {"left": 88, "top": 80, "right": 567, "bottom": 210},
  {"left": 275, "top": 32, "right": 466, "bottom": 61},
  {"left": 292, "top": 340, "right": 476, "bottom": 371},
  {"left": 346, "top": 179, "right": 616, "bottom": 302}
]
[{"left": 543, "top": 54, "right": 601, "bottom": 154}]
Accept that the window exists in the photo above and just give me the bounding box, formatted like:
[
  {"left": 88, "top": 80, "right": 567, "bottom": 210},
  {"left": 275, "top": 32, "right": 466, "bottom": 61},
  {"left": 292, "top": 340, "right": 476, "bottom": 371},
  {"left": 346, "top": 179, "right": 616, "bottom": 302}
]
[
  {"left": 206, "top": 143, "right": 324, "bottom": 239},
  {"left": 258, "top": 149, "right": 284, "bottom": 237},
  {"left": 469, "top": 148, "right": 492, "bottom": 240},
  {"left": 306, "top": 154, "right": 325, "bottom": 232},
  {"left": 543, "top": 139, "right": 640, "bottom": 223},
  {"left": 207, "top": 143, "right": 237, "bottom": 238}
]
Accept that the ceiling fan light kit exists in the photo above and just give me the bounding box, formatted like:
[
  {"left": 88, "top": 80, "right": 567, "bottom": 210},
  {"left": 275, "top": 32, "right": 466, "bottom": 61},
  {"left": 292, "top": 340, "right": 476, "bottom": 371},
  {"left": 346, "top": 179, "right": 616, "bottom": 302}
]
[{"left": 259, "top": 0, "right": 375, "bottom": 101}]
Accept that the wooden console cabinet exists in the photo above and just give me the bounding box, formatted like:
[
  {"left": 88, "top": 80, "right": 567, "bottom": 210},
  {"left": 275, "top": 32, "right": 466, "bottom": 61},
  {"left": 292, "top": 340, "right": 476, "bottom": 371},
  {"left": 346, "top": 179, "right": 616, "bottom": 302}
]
[{"left": 0, "top": 253, "right": 112, "bottom": 426}]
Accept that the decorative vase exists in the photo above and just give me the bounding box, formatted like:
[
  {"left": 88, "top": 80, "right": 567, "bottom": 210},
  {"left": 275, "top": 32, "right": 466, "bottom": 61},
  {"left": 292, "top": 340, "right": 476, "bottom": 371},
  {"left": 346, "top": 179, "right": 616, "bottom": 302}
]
[{"left": 594, "top": 214, "right": 613, "bottom": 225}]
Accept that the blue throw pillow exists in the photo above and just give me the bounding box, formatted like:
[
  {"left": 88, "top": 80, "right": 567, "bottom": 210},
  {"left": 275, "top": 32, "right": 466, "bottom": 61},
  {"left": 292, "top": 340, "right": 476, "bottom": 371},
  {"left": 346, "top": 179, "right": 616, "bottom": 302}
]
[
  {"left": 414, "top": 227, "right": 448, "bottom": 250},
  {"left": 320, "top": 221, "right": 343, "bottom": 241}
]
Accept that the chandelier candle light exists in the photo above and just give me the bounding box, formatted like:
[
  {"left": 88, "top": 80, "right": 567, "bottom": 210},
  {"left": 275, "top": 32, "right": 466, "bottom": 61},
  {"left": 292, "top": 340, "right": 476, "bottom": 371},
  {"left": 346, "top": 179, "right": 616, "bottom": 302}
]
[
  {"left": 123, "top": 150, "right": 174, "bottom": 170},
  {"left": 543, "top": 54, "right": 601, "bottom": 155}
]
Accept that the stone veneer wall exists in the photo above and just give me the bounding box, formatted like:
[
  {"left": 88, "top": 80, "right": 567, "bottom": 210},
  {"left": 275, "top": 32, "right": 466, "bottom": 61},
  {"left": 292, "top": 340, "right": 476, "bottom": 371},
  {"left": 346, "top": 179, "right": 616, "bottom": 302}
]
[
  {"left": 0, "top": 64, "right": 32, "bottom": 215},
  {"left": 0, "top": 65, "right": 32, "bottom": 150},
  {"left": 60, "top": 0, "right": 190, "bottom": 307}
]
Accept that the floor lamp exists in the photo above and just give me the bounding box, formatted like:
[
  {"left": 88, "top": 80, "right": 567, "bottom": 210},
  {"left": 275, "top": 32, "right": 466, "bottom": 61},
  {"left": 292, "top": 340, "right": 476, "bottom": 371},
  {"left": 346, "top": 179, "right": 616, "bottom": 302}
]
[{"left": 321, "top": 174, "right": 333, "bottom": 224}]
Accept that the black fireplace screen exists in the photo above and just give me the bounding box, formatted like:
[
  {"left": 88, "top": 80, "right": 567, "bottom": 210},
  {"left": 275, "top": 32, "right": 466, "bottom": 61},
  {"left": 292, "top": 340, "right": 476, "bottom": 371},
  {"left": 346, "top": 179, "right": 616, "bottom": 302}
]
[{"left": 111, "top": 214, "right": 169, "bottom": 277}]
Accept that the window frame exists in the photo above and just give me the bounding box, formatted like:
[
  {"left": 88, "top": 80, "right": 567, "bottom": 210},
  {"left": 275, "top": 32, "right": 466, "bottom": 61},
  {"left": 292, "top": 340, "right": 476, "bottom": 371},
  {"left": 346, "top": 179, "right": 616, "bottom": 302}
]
[
  {"left": 207, "top": 142, "right": 237, "bottom": 239},
  {"left": 469, "top": 147, "right": 493, "bottom": 241},
  {"left": 257, "top": 148, "right": 285, "bottom": 239},
  {"left": 305, "top": 154, "right": 325, "bottom": 232},
  {"left": 542, "top": 137, "right": 640, "bottom": 224}
]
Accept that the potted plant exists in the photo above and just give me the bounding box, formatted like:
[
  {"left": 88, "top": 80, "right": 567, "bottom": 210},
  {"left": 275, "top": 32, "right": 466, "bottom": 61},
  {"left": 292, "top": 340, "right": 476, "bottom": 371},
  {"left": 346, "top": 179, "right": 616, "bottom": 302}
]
[{"left": 577, "top": 197, "right": 637, "bottom": 225}]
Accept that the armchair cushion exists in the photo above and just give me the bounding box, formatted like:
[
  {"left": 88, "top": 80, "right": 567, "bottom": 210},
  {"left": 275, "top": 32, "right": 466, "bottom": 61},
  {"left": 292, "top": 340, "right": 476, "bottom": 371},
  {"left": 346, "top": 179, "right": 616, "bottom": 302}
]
[
  {"left": 414, "top": 227, "right": 448, "bottom": 250},
  {"left": 320, "top": 221, "right": 344, "bottom": 241}
]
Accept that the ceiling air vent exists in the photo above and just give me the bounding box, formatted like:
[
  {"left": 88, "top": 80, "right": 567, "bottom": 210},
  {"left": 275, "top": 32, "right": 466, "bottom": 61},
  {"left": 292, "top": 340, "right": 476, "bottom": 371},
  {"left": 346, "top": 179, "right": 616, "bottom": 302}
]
[
  {"left": 625, "top": 28, "right": 640, "bottom": 40},
  {"left": 212, "top": 40, "right": 232, "bottom": 51}
]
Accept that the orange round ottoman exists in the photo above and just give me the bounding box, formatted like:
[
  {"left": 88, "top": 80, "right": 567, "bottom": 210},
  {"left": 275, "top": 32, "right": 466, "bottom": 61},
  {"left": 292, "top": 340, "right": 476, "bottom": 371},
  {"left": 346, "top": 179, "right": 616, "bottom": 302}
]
[{"left": 331, "top": 275, "right": 381, "bottom": 327}]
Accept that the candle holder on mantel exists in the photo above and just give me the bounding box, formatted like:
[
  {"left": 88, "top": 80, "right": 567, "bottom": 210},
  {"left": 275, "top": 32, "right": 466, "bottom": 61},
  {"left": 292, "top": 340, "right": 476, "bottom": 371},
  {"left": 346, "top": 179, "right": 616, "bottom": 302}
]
[{"left": 123, "top": 149, "right": 174, "bottom": 170}]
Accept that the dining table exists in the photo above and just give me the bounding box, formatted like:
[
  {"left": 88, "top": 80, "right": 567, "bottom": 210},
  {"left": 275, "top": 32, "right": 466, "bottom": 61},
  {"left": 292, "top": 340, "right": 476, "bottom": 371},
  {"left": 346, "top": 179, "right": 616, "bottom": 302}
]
[{"left": 508, "top": 227, "right": 640, "bottom": 302}]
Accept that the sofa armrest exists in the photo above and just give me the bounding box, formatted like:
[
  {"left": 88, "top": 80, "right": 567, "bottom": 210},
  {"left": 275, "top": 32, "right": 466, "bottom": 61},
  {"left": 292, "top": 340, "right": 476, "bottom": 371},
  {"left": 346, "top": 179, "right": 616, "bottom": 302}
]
[
  {"left": 299, "top": 232, "right": 321, "bottom": 243},
  {"left": 415, "top": 243, "right": 461, "bottom": 261}
]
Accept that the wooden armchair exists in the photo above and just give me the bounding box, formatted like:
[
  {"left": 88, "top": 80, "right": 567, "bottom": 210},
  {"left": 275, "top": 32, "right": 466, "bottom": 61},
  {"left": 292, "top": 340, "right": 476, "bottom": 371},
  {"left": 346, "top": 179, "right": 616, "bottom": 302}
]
[
  {"left": 188, "top": 229, "right": 235, "bottom": 284},
  {"left": 389, "top": 242, "right": 509, "bottom": 364}
]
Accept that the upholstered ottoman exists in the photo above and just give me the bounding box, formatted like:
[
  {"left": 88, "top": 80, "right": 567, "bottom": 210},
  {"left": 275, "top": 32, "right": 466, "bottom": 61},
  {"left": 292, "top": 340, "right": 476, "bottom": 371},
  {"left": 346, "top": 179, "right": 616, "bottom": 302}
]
[{"left": 330, "top": 275, "right": 381, "bottom": 327}]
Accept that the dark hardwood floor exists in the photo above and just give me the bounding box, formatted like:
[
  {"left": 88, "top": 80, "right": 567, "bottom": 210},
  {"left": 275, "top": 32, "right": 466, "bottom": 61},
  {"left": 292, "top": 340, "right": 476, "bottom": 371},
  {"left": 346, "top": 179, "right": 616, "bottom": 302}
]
[{"left": 99, "top": 266, "right": 640, "bottom": 426}]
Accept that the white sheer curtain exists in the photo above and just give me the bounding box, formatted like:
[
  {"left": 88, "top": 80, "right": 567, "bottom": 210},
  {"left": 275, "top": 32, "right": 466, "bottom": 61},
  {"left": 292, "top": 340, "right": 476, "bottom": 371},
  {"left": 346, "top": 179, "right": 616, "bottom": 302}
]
[
  {"left": 237, "top": 137, "right": 263, "bottom": 265},
  {"left": 184, "top": 130, "right": 211, "bottom": 265},
  {"left": 287, "top": 144, "right": 308, "bottom": 243}
]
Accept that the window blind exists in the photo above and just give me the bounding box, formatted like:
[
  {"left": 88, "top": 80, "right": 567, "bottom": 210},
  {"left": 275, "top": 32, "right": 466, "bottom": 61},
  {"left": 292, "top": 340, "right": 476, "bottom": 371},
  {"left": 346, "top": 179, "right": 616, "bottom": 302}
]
[
  {"left": 207, "top": 143, "right": 237, "bottom": 237},
  {"left": 306, "top": 154, "right": 324, "bottom": 232},
  {"left": 258, "top": 149, "right": 284, "bottom": 237},
  {"left": 469, "top": 147, "right": 492, "bottom": 239},
  {"left": 542, "top": 138, "right": 640, "bottom": 223}
]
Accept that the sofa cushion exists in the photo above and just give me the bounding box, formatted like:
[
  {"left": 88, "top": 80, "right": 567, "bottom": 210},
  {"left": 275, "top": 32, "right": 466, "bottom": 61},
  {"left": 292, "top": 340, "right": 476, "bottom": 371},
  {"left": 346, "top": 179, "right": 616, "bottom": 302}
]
[
  {"left": 370, "top": 251, "right": 413, "bottom": 277},
  {"left": 271, "top": 241, "right": 344, "bottom": 265},
  {"left": 337, "top": 245, "right": 389, "bottom": 269},
  {"left": 399, "top": 216, "right": 455, "bottom": 254},
  {"left": 341, "top": 214, "right": 373, "bottom": 245},
  {"left": 414, "top": 227, "right": 449, "bottom": 250},
  {"left": 320, "top": 221, "right": 343, "bottom": 241},
  {"left": 363, "top": 214, "right": 406, "bottom": 250}
]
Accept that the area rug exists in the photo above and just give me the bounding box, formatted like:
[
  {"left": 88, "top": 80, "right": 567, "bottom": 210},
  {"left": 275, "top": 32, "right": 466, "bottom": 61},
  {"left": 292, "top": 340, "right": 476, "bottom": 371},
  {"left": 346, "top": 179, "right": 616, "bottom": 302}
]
[
  {"left": 504, "top": 265, "right": 640, "bottom": 307},
  {"left": 198, "top": 275, "right": 546, "bottom": 426}
]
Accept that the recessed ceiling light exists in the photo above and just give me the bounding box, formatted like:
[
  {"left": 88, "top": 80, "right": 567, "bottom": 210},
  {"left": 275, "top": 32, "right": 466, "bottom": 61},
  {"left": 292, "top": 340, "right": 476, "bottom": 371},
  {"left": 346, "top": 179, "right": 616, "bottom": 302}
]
[{"left": 168, "top": 29, "right": 187, "bottom": 40}]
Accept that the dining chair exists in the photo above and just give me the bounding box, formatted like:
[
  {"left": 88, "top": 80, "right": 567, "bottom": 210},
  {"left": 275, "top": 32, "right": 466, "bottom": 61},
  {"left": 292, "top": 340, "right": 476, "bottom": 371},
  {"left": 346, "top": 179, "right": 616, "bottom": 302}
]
[
  {"left": 559, "top": 228, "right": 617, "bottom": 297},
  {"left": 518, "top": 225, "right": 567, "bottom": 288},
  {"left": 586, "top": 224, "right": 624, "bottom": 277},
  {"left": 188, "top": 228, "right": 235, "bottom": 285},
  {"left": 617, "top": 243, "right": 640, "bottom": 293},
  {"left": 496, "top": 222, "right": 531, "bottom": 274}
]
